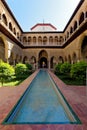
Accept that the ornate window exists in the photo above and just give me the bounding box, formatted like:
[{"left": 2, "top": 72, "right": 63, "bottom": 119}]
[
  {"left": 2, "top": 14, "right": 7, "bottom": 26},
  {"left": 59, "top": 36, "right": 64, "bottom": 44},
  {"left": 43, "top": 36, "right": 47, "bottom": 45},
  {"left": 74, "top": 21, "right": 77, "bottom": 31},
  {"left": 54, "top": 36, "right": 58, "bottom": 44},
  {"left": 9, "top": 22, "right": 13, "bottom": 31},
  {"left": 70, "top": 26, "right": 73, "bottom": 34},
  {"left": 13, "top": 28, "right": 16, "bottom": 35},
  {"left": 79, "top": 12, "right": 84, "bottom": 25},
  {"left": 49, "top": 36, "right": 53, "bottom": 44},
  {"left": 23, "top": 36, "right": 27, "bottom": 43},
  {"left": 38, "top": 36, "right": 42, "bottom": 45},
  {"left": 33, "top": 36, "right": 36, "bottom": 44}
]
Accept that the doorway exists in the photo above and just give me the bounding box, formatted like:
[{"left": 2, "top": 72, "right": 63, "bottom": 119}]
[
  {"left": 39, "top": 57, "right": 47, "bottom": 68},
  {"left": 38, "top": 50, "right": 48, "bottom": 68}
]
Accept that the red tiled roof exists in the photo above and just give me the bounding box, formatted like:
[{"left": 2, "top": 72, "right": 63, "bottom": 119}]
[{"left": 31, "top": 23, "right": 57, "bottom": 30}]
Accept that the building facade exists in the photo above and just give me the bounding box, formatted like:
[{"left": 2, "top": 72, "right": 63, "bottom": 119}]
[{"left": 0, "top": 0, "right": 87, "bottom": 70}]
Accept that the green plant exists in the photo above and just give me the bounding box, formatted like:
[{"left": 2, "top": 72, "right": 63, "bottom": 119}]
[
  {"left": 26, "top": 63, "right": 32, "bottom": 70},
  {"left": 0, "top": 60, "right": 14, "bottom": 86},
  {"left": 70, "top": 61, "right": 87, "bottom": 82},
  {"left": 54, "top": 63, "right": 62, "bottom": 75},
  {"left": 15, "top": 63, "right": 28, "bottom": 79},
  {"left": 60, "top": 62, "right": 71, "bottom": 77}
]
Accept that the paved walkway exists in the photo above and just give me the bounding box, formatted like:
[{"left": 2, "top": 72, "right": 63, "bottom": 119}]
[{"left": 0, "top": 70, "right": 87, "bottom": 130}]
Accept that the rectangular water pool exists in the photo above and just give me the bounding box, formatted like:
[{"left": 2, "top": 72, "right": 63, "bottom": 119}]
[{"left": 2, "top": 69, "right": 81, "bottom": 124}]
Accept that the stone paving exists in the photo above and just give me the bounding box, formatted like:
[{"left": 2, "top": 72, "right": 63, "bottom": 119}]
[{"left": 0, "top": 70, "right": 87, "bottom": 130}]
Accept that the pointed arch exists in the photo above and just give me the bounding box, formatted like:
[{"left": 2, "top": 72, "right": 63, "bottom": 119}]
[
  {"left": 23, "top": 36, "right": 27, "bottom": 43},
  {"left": 13, "top": 27, "right": 16, "bottom": 35},
  {"left": 74, "top": 21, "right": 78, "bottom": 31},
  {"left": 23, "top": 56, "right": 28, "bottom": 64},
  {"left": 28, "top": 36, "right": 31, "bottom": 44},
  {"left": 79, "top": 12, "right": 84, "bottom": 25},
  {"left": 33, "top": 36, "right": 36, "bottom": 44},
  {"left": 17, "top": 32, "right": 20, "bottom": 39},
  {"left": 50, "top": 56, "right": 56, "bottom": 69},
  {"left": 49, "top": 36, "right": 53, "bottom": 44},
  {"left": 43, "top": 36, "right": 47, "bottom": 45},
  {"left": 59, "top": 36, "right": 64, "bottom": 44},
  {"left": 38, "top": 50, "right": 48, "bottom": 68},
  {"left": 54, "top": 36, "right": 58, "bottom": 45},
  {"left": 38, "top": 36, "right": 42, "bottom": 45},
  {"left": 58, "top": 56, "right": 64, "bottom": 63},
  {"left": 2, "top": 14, "right": 7, "bottom": 26},
  {"left": 9, "top": 22, "right": 13, "bottom": 31},
  {"left": 70, "top": 26, "right": 73, "bottom": 35}
]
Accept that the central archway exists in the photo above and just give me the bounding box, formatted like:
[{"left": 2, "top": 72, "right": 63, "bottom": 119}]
[
  {"left": 39, "top": 57, "right": 47, "bottom": 68},
  {"left": 38, "top": 50, "right": 48, "bottom": 68}
]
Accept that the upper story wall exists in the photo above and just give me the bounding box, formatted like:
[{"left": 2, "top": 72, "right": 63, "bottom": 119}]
[
  {"left": 0, "top": 0, "right": 22, "bottom": 42},
  {"left": 21, "top": 32, "right": 64, "bottom": 47},
  {"left": 63, "top": 0, "right": 87, "bottom": 42}
]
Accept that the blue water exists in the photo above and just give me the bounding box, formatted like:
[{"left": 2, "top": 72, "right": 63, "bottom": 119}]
[{"left": 6, "top": 70, "right": 78, "bottom": 124}]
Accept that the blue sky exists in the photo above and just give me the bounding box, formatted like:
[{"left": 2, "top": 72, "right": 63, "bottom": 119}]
[{"left": 6, "top": 0, "right": 80, "bottom": 31}]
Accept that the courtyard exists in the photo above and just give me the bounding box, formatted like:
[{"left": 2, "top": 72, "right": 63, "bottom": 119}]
[{"left": 0, "top": 70, "right": 87, "bottom": 130}]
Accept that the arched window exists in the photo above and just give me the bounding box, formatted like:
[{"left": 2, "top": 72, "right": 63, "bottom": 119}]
[
  {"left": 74, "top": 21, "right": 77, "bottom": 31},
  {"left": 28, "top": 37, "right": 31, "bottom": 44},
  {"left": 58, "top": 56, "right": 64, "bottom": 63},
  {"left": 23, "top": 36, "right": 27, "bottom": 43},
  {"left": 30, "top": 56, "right": 36, "bottom": 64},
  {"left": 9, "top": 22, "right": 13, "bottom": 31},
  {"left": 17, "top": 32, "right": 20, "bottom": 39},
  {"left": 49, "top": 36, "right": 53, "bottom": 44},
  {"left": 23, "top": 56, "right": 28, "bottom": 64},
  {"left": 38, "top": 36, "right": 42, "bottom": 45},
  {"left": 50, "top": 56, "right": 56, "bottom": 68},
  {"left": 33, "top": 36, "right": 36, "bottom": 44},
  {"left": 54, "top": 36, "right": 58, "bottom": 44},
  {"left": 13, "top": 28, "right": 16, "bottom": 35},
  {"left": 2, "top": 14, "right": 7, "bottom": 26},
  {"left": 59, "top": 36, "right": 64, "bottom": 44},
  {"left": 79, "top": 12, "right": 84, "bottom": 25},
  {"left": 70, "top": 26, "right": 73, "bottom": 34},
  {"left": 43, "top": 36, "right": 47, "bottom": 45}
]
